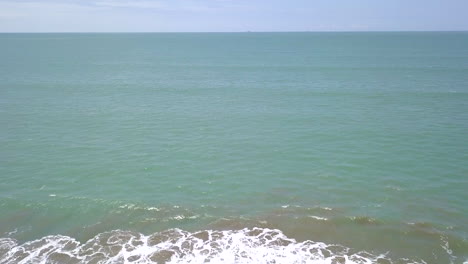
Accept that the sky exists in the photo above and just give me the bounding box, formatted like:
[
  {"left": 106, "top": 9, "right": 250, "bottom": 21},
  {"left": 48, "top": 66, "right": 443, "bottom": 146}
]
[{"left": 0, "top": 0, "right": 467, "bottom": 32}]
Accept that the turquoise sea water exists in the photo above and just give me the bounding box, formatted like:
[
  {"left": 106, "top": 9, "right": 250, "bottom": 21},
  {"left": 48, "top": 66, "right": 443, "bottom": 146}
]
[{"left": 1, "top": 32, "right": 467, "bottom": 263}]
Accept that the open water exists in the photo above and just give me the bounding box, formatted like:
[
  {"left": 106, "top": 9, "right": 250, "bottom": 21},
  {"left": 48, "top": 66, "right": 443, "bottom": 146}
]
[{"left": 1, "top": 32, "right": 467, "bottom": 263}]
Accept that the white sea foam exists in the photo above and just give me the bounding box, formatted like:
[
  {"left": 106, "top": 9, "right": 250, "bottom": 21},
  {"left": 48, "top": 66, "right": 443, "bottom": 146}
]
[
  {"left": 308, "top": 216, "right": 328, "bottom": 221},
  {"left": 4, "top": 229, "right": 17, "bottom": 237},
  {"left": 440, "top": 235, "right": 458, "bottom": 264},
  {"left": 0, "top": 228, "right": 425, "bottom": 264},
  {"left": 118, "top": 203, "right": 162, "bottom": 212}
]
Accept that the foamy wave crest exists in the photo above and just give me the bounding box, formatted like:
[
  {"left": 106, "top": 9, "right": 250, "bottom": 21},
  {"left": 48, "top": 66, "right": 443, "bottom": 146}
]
[{"left": 0, "top": 228, "right": 420, "bottom": 264}]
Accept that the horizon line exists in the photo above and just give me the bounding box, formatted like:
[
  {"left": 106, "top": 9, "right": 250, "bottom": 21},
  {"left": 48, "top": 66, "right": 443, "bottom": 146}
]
[{"left": 1, "top": 30, "right": 468, "bottom": 34}]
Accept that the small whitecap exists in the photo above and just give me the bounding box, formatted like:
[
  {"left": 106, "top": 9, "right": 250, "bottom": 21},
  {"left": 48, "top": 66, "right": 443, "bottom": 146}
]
[
  {"left": 119, "top": 203, "right": 136, "bottom": 209},
  {"left": 173, "top": 215, "right": 185, "bottom": 220},
  {"left": 5, "top": 228, "right": 18, "bottom": 236},
  {"left": 308, "top": 215, "right": 328, "bottom": 221}
]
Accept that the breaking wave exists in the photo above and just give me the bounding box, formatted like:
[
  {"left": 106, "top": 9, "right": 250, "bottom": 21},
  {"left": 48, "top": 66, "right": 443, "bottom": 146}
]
[{"left": 0, "top": 228, "right": 425, "bottom": 264}]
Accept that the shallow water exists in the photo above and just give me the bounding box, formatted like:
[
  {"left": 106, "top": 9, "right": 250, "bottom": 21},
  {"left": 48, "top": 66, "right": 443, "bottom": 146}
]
[{"left": 1, "top": 32, "right": 468, "bottom": 263}]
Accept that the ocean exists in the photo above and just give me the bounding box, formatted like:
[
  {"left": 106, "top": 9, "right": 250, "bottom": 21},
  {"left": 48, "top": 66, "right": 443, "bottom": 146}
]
[{"left": 0, "top": 32, "right": 467, "bottom": 263}]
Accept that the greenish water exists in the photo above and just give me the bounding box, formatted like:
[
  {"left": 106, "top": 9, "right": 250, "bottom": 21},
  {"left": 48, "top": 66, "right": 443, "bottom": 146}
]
[{"left": 0, "top": 32, "right": 467, "bottom": 263}]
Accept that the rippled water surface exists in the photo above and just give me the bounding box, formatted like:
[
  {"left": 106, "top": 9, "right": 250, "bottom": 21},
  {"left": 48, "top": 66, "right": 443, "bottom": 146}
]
[{"left": 1, "top": 32, "right": 468, "bottom": 263}]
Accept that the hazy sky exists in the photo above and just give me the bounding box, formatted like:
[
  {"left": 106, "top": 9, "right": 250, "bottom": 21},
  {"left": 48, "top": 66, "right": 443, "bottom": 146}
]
[{"left": 1, "top": 0, "right": 467, "bottom": 32}]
